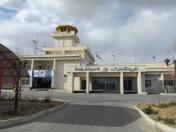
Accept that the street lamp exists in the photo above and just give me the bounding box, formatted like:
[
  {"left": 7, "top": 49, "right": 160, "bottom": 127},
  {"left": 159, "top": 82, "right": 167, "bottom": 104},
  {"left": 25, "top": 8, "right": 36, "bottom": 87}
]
[
  {"left": 164, "top": 58, "right": 176, "bottom": 76},
  {"left": 164, "top": 58, "right": 170, "bottom": 66}
]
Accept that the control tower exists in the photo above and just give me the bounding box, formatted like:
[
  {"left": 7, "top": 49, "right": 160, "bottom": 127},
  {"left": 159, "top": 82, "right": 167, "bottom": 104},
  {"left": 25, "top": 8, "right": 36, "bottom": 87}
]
[{"left": 51, "top": 24, "right": 79, "bottom": 47}]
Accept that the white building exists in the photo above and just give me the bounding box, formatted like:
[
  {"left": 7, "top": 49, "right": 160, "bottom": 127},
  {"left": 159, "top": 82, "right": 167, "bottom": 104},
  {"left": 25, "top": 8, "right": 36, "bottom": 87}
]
[{"left": 20, "top": 24, "right": 175, "bottom": 94}]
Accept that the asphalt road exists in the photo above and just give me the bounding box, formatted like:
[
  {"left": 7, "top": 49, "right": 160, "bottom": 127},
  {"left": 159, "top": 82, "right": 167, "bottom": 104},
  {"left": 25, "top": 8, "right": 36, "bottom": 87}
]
[{"left": 1, "top": 91, "right": 176, "bottom": 132}]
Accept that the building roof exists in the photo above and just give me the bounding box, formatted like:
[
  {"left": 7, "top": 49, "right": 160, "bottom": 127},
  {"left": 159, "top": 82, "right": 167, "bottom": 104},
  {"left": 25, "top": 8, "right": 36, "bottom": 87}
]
[
  {"left": 55, "top": 24, "right": 78, "bottom": 33},
  {"left": 0, "top": 43, "right": 29, "bottom": 77}
]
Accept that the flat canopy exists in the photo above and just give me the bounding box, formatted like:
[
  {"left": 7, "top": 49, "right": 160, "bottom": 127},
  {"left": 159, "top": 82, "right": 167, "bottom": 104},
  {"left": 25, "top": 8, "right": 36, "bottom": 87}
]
[{"left": 0, "top": 43, "right": 29, "bottom": 77}]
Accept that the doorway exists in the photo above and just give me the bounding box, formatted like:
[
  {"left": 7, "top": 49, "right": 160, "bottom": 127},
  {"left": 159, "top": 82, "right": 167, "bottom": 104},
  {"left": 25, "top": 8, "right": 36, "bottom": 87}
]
[
  {"left": 92, "top": 77, "right": 119, "bottom": 92},
  {"left": 32, "top": 77, "right": 51, "bottom": 88},
  {"left": 124, "top": 77, "right": 137, "bottom": 94},
  {"left": 81, "top": 80, "right": 86, "bottom": 90}
]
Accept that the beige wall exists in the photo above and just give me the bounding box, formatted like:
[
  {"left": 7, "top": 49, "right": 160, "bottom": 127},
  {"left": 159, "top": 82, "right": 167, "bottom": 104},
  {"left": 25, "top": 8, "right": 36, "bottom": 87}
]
[
  {"left": 145, "top": 74, "right": 163, "bottom": 93},
  {"left": 74, "top": 77, "right": 81, "bottom": 91},
  {"left": 55, "top": 60, "right": 79, "bottom": 90}
]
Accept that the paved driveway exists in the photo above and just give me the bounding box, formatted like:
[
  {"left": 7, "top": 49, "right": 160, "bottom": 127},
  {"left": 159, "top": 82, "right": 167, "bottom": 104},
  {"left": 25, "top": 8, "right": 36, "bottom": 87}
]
[{"left": 1, "top": 91, "right": 176, "bottom": 132}]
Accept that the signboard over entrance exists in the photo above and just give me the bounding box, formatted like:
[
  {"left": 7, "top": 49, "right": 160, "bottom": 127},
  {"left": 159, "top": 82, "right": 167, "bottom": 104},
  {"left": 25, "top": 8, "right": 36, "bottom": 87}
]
[
  {"left": 74, "top": 66, "right": 143, "bottom": 72},
  {"left": 30, "top": 70, "right": 54, "bottom": 77}
]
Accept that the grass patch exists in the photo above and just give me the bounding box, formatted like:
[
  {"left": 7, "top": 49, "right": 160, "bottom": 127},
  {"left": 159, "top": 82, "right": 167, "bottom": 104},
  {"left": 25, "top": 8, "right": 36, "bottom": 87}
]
[
  {"left": 1, "top": 109, "right": 17, "bottom": 117},
  {"left": 142, "top": 105, "right": 158, "bottom": 115},
  {"left": 168, "top": 101, "right": 176, "bottom": 106},
  {"left": 138, "top": 102, "right": 176, "bottom": 127},
  {"left": 158, "top": 103, "right": 169, "bottom": 108},
  {"left": 163, "top": 118, "right": 175, "bottom": 125},
  {"left": 0, "top": 98, "right": 63, "bottom": 120}
]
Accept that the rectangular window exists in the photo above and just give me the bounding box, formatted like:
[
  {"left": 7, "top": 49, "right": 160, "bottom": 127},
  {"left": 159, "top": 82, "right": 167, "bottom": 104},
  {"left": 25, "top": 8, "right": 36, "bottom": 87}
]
[
  {"left": 26, "top": 79, "right": 30, "bottom": 85},
  {"left": 165, "top": 80, "right": 174, "bottom": 86},
  {"left": 22, "top": 80, "right": 26, "bottom": 85},
  {"left": 145, "top": 80, "right": 152, "bottom": 88}
]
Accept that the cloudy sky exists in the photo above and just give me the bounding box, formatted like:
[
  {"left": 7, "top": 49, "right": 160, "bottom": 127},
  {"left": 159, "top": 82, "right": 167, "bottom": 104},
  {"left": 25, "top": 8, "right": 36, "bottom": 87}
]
[{"left": 0, "top": 0, "right": 176, "bottom": 64}]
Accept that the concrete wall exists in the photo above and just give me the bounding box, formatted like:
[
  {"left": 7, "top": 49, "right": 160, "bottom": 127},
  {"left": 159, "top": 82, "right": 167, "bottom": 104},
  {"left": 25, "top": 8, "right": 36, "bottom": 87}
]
[
  {"left": 55, "top": 37, "right": 73, "bottom": 47},
  {"left": 55, "top": 60, "right": 78, "bottom": 90},
  {"left": 74, "top": 77, "right": 80, "bottom": 91},
  {"left": 145, "top": 74, "right": 163, "bottom": 93}
]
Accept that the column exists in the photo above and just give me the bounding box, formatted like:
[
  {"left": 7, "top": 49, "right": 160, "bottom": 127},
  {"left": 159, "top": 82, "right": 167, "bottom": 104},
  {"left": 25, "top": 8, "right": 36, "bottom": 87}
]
[
  {"left": 89, "top": 77, "right": 92, "bottom": 91},
  {"left": 86, "top": 72, "right": 90, "bottom": 93},
  {"left": 120, "top": 72, "right": 124, "bottom": 94},
  {"left": 29, "top": 59, "right": 34, "bottom": 88},
  {"left": 137, "top": 72, "right": 142, "bottom": 94},
  {"left": 69, "top": 72, "right": 74, "bottom": 93},
  {"left": 51, "top": 58, "right": 56, "bottom": 88},
  {"left": 160, "top": 73, "right": 165, "bottom": 93}
]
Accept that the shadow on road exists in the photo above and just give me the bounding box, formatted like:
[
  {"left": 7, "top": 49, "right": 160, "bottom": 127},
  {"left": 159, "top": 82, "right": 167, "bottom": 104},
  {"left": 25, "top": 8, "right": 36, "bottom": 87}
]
[{"left": 37, "top": 104, "right": 141, "bottom": 127}]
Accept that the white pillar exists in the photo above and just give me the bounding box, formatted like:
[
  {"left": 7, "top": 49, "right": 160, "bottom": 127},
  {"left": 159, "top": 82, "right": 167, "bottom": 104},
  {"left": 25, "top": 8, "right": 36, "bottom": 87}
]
[
  {"left": 51, "top": 58, "right": 56, "bottom": 88},
  {"left": 120, "top": 72, "right": 124, "bottom": 94},
  {"left": 69, "top": 72, "right": 74, "bottom": 93},
  {"left": 86, "top": 72, "right": 90, "bottom": 93},
  {"left": 29, "top": 59, "right": 34, "bottom": 88},
  {"left": 161, "top": 73, "right": 165, "bottom": 92},
  {"left": 89, "top": 77, "right": 92, "bottom": 91},
  {"left": 137, "top": 72, "right": 142, "bottom": 94}
]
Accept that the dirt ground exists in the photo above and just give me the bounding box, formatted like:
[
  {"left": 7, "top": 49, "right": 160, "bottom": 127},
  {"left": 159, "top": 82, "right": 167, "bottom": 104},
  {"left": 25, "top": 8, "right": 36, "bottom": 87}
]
[
  {"left": 0, "top": 99, "right": 63, "bottom": 120},
  {"left": 137, "top": 103, "right": 176, "bottom": 127}
]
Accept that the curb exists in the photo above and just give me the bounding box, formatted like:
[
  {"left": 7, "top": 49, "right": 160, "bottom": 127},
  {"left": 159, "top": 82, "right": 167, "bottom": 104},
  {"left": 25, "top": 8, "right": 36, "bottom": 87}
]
[
  {"left": 0, "top": 99, "right": 68, "bottom": 128},
  {"left": 160, "top": 93, "right": 176, "bottom": 95},
  {"left": 135, "top": 104, "right": 176, "bottom": 132}
]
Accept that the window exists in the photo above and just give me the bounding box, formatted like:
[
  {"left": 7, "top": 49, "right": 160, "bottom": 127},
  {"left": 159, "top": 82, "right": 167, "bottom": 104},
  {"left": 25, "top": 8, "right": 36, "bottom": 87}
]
[
  {"left": 22, "top": 80, "right": 26, "bottom": 85},
  {"left": 47, "top": 65, "right": 52, "bottom": 70},
  {"left": 64, "top": 74, "right": 68, "bottom": 77},
  {"left": 61, "top": 27, "right": 63, "bottom": 32},
  {"left": 22, "top": 79, "right": 30, "bottom": 85},
  {"left": 26, "top": 79, "right": 30, "bottom": 85},
  {"left": 164, "top": 80, "right": 174, "bottom": 86},
  {"left": 145, "top": 80, "right": 152, "bottom": 87}
]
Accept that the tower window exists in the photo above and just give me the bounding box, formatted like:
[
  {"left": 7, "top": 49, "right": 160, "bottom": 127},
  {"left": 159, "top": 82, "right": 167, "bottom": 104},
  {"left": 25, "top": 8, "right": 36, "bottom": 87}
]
[
  {"left": 68, "top": 28, "right": 70, "bottom": 32},
  {"left": 61, "top": 28, "right": 63, "bottom": 32}
]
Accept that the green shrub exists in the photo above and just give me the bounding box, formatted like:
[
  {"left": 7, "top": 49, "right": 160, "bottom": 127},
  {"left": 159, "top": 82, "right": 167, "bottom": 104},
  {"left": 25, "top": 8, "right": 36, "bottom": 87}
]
[
  {"left": 168, "top": 101, "right": 176, "bottom": 106},
  {"left": 3, "top": 109, "right": 17, "bottom": 117},
  {"left": 159, "top": 103, "right": 169, "bottom": 108},
  {"left": 143, "top": 105, "right": 158, "bottom": 115},
  {"left": 163, "top": 118, "right": 175, "bottom": 125}
]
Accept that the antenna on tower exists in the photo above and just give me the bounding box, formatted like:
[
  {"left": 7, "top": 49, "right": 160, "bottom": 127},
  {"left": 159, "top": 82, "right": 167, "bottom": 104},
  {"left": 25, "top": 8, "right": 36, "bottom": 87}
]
[
  {"left": 32, "top": 39, "right": 38, "bottom": 55},
  {"left": 32, "top": 34, "right": 44, "bottom": 55},
  {"left": 133, "top": 50, "right": 136, "bottom": 65}
]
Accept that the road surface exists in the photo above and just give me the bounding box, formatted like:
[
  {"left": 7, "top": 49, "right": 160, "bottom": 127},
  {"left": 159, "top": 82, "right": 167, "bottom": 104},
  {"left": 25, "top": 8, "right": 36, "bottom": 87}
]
[{"left": 1, "top": 91, "right": 176, "bottom": 132}]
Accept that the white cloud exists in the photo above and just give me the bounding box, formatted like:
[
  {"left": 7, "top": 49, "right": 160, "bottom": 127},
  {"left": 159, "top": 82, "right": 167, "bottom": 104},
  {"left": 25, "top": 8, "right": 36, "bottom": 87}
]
[
  {"left": 0, "top": 0, "right": 176, "bottom": 64},
  {"left": 0, "top": 0, "right": 24, "bottom": 10}
]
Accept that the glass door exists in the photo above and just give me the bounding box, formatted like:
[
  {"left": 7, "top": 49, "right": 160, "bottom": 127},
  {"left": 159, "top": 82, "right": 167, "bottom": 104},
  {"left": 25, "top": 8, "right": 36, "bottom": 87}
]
[{"left": 92, "top": 77, "right": 119, "bottom": 92}]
